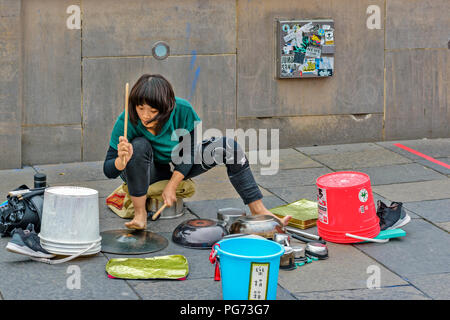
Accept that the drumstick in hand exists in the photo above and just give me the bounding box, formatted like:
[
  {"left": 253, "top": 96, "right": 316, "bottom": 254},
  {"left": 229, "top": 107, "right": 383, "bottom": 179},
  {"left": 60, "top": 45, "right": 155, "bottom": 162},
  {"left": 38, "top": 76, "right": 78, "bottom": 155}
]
[
  {"left": 122, "top": 82, "right": 129, "bottom": 167},
  {"left": 124, "top": 82, "right": 129, "bottom": 138},
  {"left": 152, "top": 204, "right": 168, "bottom": 221}
]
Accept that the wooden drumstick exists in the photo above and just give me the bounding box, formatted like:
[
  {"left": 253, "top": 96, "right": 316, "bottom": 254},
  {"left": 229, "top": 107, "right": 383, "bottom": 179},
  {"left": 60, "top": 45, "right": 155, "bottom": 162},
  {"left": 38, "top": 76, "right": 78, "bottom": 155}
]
[
  {"left": 152, "top": 203, "right": 168, "bottom": 221},
  {"left": 124, "top": 82, "right": 129, "bottom": 138},
  {"left": 121, "top": 83, "right": 129, "bottom": 168}
]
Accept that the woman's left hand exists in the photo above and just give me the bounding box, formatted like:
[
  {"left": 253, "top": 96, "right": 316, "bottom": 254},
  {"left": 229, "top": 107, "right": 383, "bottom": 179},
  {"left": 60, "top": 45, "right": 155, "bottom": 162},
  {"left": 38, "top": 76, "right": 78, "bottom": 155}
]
[{"left": 162, "top": 184, "right": 177, "bottom": 207}]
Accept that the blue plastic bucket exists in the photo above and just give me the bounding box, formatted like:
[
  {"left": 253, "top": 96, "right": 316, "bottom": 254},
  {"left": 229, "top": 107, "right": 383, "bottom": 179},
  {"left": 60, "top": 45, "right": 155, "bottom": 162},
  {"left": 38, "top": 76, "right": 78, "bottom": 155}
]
[{"left": 214, "top": 237, "right": 285, "bottom": 300}]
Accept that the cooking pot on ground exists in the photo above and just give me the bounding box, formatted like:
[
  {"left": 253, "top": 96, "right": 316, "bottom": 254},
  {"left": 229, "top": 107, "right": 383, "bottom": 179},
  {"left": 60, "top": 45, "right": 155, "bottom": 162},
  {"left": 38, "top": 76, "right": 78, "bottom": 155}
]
[
  {"left": 229, "top": 214, "right": 284, "bottom": 239},
  {"left": 280, "top": 246, "right": 296, "bottom": 270},
  {"left": 217, "top": 207, "right": 247, "bottom": 231}
]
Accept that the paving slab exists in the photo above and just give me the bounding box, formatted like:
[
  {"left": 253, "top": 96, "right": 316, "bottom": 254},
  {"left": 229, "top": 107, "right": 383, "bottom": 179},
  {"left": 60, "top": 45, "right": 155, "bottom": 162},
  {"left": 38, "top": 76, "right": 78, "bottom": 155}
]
[
  {"left": 278, "top": 241, "right": 407, "bottom": 294},
  {"left": 253, "top": 167, "right": 332, "bottom": 189},
  {"left": 296, "top": 143, "right": 383, "bottom": 156},
  {"left": 305, "top": 149, "right": 413, "bottom": 170},
  {"left": 187, "top": 166, "right": 245, "bottom": 201},
  {"left": 372, "top": 179, "right": 450, "bottom": 202},
  {"left": 248, "top": 148, "right": 323, "bottom": 173},
  {"left": 0, "top": 166, "right": 36, "bottom": 200},
  {"left": 130, "top": 278, "right": 222, "bottom": 300},
  {"left": 436, "top": 222, "right": 450, "bottom": 233},
  {"left": 293, "top": 285, "right": 429, "bottom": 300},
  {"left": 405, "top": 273, "right": 450, "bottom": 300},
  {"left": 130, "top": 278, "right": 295, "bottom": 300},
  {"left": 186, "top": 178, "right": 272, "bottom": 202},
  {"left": 266, "top": 185, "right": 319, "bottom": 203},
  {"left": 353, "top": 163, "right": 447, "bottom": 186},
  {"left": 414, "top": 157, "right": 450, "bottom": 176},
  {"left": 376, "top": 139, "right": 450, "bottom": 159},
  {"left": 403, "top": 199, "right": 450, "bottom": 224},
  {"left": 0, "top": 255, "right": 139, "bottom": 300},
  {"left": 356, "top": 219, "right": 450, "bottom": 277},
  {"left": 376, "top": 140, "right": 450, "bottom": 175},
  {"left": 33, "top": 161, "right": 106, "bottom": 184}
]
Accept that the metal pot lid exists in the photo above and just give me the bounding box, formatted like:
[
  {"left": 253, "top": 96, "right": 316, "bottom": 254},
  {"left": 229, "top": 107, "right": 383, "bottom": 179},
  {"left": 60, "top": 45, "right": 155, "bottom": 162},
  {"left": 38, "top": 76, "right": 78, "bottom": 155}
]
[
  {"left": 172, "top": 219, "right": 228, "bottom": 249},
  {"left": 100, "top": 229, "right": 169, "bottom": 255}
]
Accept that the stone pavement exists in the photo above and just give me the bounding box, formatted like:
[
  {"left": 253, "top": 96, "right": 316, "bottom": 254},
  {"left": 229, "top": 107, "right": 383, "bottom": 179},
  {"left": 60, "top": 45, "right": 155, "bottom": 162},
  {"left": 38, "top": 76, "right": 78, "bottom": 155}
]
[{"left": 0, "top": 138, "right": 449, "bottom": 300}]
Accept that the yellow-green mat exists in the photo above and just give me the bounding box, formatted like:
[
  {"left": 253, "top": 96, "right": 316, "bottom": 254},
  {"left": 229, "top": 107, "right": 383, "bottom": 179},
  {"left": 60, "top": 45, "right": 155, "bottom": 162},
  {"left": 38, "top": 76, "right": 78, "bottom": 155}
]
[{"left": 106, "top": 255, "right": 189, "bottom": 280}]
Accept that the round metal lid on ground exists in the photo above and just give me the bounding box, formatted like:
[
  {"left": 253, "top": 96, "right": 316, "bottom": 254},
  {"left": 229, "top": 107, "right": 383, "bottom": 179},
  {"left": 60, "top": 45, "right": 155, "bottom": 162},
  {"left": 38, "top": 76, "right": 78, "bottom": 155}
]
[{"left": 100, "top": 229, "right": 169, "bottom": 255}]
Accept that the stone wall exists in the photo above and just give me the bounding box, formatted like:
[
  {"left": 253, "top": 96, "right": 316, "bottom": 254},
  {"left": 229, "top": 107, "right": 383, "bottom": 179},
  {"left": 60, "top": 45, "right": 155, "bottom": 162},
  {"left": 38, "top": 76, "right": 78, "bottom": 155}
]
[{"left": 0, "top": 0, "right": 448, "bottom": 169}]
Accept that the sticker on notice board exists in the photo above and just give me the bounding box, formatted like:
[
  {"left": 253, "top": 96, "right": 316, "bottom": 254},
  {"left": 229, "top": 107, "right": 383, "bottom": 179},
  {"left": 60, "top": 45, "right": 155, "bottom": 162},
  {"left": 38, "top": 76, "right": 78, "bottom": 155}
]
[
  {"left": 305, "top": 46, "right": 321, "bottom": 58},
  {"left": 248, "top": 263, "right": 270, "bottom": 300}
]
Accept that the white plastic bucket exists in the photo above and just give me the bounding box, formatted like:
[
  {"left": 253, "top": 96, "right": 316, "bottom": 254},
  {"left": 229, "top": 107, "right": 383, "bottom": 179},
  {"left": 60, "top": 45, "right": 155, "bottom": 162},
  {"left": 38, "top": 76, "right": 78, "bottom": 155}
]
[{"left": 39, "top": 186, "right": 101, "bottom": 256}]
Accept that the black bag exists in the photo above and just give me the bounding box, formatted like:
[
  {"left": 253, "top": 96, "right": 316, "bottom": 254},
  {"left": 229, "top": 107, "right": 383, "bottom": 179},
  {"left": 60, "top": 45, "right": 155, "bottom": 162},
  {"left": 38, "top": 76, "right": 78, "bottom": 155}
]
[{"left": 0, "top": 185, "right": 44, "bottom": 237}]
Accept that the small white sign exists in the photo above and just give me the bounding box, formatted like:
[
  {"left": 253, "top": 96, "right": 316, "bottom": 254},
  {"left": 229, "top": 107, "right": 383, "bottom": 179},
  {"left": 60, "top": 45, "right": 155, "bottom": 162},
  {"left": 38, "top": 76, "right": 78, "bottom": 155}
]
[{"left": 248, "top": 263, "right": 270, "bottom": 300}]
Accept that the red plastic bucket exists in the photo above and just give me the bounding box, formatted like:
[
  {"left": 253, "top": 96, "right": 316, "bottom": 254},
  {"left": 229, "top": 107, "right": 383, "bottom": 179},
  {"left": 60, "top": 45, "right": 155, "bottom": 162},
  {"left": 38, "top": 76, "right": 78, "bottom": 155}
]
[{"left": 316, "top": 171, "right": 380, "bottom": 243}]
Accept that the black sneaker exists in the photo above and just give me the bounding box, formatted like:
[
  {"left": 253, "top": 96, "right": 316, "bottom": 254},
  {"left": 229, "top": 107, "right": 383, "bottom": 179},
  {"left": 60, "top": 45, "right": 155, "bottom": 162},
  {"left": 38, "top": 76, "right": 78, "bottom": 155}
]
[
  {"left": 6, "top": 224, "right": 55, "bottom": 259},
  {"left": 377, "top": 201, "right": 411, "bottom": 231}
]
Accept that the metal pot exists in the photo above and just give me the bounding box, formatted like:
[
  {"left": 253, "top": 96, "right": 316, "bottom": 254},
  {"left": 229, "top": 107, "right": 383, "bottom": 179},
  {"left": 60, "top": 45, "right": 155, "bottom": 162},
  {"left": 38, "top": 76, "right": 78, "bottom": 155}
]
[
  {"left": 291, "top": 246, "right": 305, "bottom": 259},
  {"left": 305, "top": 241, "right": 329, "bottom": 260},
  {"left": 273, "top": 233, "right": 290, "bottom": 246},
  {"left": 217, "top": 207, "right": 247, "bottom": 231},
  {"left": 229, "top": 215, "right": 284, "bottom": 239},
  {"left": 280, "top": 246, "right": 296, "bottom": 270},
  {"left": 147, "top": 198, "right": 185, "bottom": 219}
]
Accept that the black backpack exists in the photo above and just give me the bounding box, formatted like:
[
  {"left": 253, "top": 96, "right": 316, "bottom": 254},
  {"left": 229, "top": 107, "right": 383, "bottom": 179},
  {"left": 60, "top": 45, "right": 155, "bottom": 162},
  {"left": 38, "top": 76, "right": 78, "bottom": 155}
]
[{"left": 0, "top": 185, "right": 44, "bottom": 237}]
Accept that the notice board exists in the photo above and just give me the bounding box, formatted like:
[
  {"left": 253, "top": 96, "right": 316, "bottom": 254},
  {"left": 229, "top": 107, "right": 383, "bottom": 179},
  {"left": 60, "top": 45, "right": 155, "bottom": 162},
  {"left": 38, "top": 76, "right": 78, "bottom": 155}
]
[{"left": 277, "top": 19, "right": 335, "bottom": 78}]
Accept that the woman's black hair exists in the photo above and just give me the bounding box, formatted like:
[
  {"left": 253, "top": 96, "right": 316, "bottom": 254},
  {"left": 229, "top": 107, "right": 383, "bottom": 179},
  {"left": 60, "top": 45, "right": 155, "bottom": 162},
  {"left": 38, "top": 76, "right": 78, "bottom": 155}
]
[{"left": 128, "top": 74, "right": 175, "bottom": 134}]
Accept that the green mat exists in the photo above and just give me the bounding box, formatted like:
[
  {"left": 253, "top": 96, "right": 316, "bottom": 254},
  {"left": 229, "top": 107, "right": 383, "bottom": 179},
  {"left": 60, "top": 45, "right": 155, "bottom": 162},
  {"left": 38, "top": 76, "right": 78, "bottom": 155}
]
[
  {"left": 106, "top": 255, "right": 189, "bottom": 280},
  {"left": 270, "top": 199, "right": 318, "bottom": 229}
]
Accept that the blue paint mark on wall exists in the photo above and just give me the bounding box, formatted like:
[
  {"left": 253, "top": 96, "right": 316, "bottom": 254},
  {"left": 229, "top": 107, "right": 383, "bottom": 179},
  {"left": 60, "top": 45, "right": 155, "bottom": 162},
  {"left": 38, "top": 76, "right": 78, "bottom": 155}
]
[
  {"left": 190, "top": 50, "right": 197, "bottom": 70},
  {"left": 187, "top": 50, "right": 201, "bottom": 101},
  {"left": 186, "top": 26, "right": 201, "bottom": 101}
]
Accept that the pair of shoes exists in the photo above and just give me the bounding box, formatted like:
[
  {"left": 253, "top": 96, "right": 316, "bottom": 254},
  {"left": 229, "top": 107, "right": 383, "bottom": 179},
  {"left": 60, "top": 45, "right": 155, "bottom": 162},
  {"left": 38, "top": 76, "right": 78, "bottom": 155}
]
[
  {"left": 6, "top": 224, "right": 55, "bottom": 259},
  {"left": 377, "top": 201, "right": 411, "bottom": 231}
]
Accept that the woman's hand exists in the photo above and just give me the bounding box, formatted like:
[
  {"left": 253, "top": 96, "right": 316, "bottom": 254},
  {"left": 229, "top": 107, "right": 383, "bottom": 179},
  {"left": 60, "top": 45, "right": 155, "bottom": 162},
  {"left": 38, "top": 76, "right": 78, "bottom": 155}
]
[
  {"left": 116, "top": 136, "right": 133, "bottom": 170},
  {"left": 162, "top": 183, "right": 177, "bottom": 207}
]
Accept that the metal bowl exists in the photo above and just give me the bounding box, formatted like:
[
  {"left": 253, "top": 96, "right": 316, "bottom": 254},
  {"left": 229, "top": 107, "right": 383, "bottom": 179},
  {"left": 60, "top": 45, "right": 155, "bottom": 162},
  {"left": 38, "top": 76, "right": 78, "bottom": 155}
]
[
  {"left": 217, "top": 207, "right": 247, "bottom": 231},
  {"left": 229, "top": 215, "right": 284, "bottom": 239},
  {"left": 172, "top": 219, "right": 228, "bottom": 249}
]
